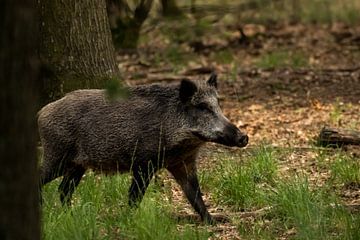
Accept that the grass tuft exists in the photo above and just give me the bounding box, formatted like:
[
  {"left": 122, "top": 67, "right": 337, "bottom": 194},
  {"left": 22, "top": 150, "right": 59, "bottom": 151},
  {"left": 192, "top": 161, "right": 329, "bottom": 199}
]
[
  {"left": 41, "top": 145, "right": 360, "bottom": 239},
  {"left": 201, "top": 145, "right": 277, "bottom": 210},
  {"left": 267, "top": 175, "right": 360, "bottom": 240},
  {"left": 256, "top": 50, "right": 308, "bottom": 69},
  {"left": 330, "top": 153, "right": 360, "bottom": 188},
  {"left": 269, "top": 177, "right": 333, "bottom": 239},
  {"left": 42, "top": 173, "right": 209, "bottom": 240}
]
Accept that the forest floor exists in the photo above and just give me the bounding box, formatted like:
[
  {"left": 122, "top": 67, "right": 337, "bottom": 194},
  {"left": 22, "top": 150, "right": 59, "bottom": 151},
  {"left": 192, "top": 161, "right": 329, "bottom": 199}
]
[
  {"left": 38, "top": 1, "right": 360, "bottom": 239},
  {"left": 119, "top": 20, "right": 360, "bottom": 239},
  {"left": 122, "top": 21, "right": 360, "bottom": 147}
]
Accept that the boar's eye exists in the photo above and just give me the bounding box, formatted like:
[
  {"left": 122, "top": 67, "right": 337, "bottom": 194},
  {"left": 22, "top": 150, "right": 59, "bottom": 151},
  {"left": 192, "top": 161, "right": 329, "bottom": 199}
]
[{"left": 197, "top": 103, "right": 211, "bottom": 112}]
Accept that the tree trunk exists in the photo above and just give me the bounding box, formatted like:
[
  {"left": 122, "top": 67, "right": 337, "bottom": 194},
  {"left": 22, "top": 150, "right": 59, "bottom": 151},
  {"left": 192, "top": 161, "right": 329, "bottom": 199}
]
[
  {"left": 161, "top": 0, "right": 183, "bottom": 17},
  {"left": 0, "top": 0, "right": 40, "bottom": 239},
  {"left": 190, "top": 0, "right": 196, "bottom": 14},
  {"left": 39, "top": 0, "right": 120, "bottom": 104}
]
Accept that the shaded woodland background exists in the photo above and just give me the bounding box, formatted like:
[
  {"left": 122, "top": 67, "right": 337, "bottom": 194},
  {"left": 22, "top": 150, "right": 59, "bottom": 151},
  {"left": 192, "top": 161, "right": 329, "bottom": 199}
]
[{"left": 1, "top": 0, "right": 360, "bottom": 239}]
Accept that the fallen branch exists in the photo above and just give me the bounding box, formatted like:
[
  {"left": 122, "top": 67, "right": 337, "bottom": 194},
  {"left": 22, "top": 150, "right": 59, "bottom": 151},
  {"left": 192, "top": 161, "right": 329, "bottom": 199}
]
[{"left": 318, "top": 127, "right": 360, "bottom": 147}]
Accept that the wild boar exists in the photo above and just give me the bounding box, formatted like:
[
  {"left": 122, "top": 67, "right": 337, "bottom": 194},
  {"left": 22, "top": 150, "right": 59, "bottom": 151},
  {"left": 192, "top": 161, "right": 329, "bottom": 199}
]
[{"left": 38, "top": 73, "right": 248, "bottom": 223}]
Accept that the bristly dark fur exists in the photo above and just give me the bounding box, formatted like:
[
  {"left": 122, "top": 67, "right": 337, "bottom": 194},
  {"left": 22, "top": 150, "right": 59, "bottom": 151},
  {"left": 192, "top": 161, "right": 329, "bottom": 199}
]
[{"left": 38, "top": 75, "right": 248, "bottom": 224}]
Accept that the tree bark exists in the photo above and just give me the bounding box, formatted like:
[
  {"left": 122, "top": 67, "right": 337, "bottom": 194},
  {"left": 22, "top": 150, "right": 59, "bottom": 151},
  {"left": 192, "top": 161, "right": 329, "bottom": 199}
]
[
  {"left": 39, "top": 0, "right": 120, "bottom": 104},
  {"left": 0, "top": 0, "right": 40, "bottom": 239},
  {"left": 318, "top": 127, "right": 360, "bottom": 147}
]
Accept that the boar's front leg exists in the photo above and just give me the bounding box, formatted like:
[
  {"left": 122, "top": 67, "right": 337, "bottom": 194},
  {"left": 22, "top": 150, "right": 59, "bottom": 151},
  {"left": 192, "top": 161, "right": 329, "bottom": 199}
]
[
  {"left": 128, "top": 164, "right": 155, "bottom": 207},
  {"left": 167, "top": 160, "right": 214, "bottom": 224}
]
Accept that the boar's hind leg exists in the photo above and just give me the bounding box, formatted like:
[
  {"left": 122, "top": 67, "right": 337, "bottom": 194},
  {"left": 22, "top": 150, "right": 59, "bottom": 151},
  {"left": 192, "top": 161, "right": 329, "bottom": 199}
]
[
  {"left": 167, "top": 161, "right": 214, "bottom": 224},
  {"left": 39, "top": 146, "right": 75, "bottom": 204},
  {"left": 58, "top": 165, "right": 86, "bottom": 206},
  {"left": 40, "top": 146, "right": 71, "bottom": 186},
  {"left": 128, "top": 165, "right": 155, "bottom": 207}
]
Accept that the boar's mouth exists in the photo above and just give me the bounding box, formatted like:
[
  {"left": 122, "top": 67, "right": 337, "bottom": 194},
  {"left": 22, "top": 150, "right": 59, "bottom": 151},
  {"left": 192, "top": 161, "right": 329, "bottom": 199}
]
[
  {"left": 191, "top": 131, "right": 210, "bottom": 142},
  {"left": 214, "top": 134, "right": 249, "bottom": 148},
  {"left": 191, "top": 128, "right": 249, "bottom": 148}
]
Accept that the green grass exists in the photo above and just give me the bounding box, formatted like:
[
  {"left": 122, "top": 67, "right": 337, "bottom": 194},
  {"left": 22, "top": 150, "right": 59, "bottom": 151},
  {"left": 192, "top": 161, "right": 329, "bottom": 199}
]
[
  {"left": 160, "top": 17, "right": 213, "bottom": 44},
  {"left": 330, "top": 153, "right": 360, "bottom": 188},
  {"left": 42, "top": 173, "right": 210, "bottom": 240},
  {"left": 329, "top": 99, "right": 345, "bottom": 125},
  {"left": 256, "top": 50, "right": 308, "bottom": 69},
  {"left": 269, "top": 177, "right": 337, "bottom": 239},
  {"left": 200, "top": 145, "right": 277, "bottom": 210},
  {"left": 152, "top": 44, "right": 197, "bottom": 70},
  {"left": 213, "top": 49, "right": 234, "bottom": 65},
  {"left": 234, "top": 175, "right": 360, "bottom": 240},
  {"left": 296, "top": 0, "right": 360, "bottom": 25},
  {"left": 236, "top": 217, "right": 280, "bottom": 240},
  {"left": 238, "top": 0, "right": 360, "bottom": 25},
  {"left": 201, "top": 145, "right": 360, "bottom": 239},
  {"left": 164, "top": 45, "right": 190, "bottom": 66},
  {"left": 248, "top": 145, "right": 278, "bottom": 184},
  {"left": 188, "top": 0, "right": 360, "bottom": 24},
  {"left": 268, "top": 175, "right": 360, "bottom": 240},
  {"left": 42, "top": 146, "right": 360, "bottom": 239}
]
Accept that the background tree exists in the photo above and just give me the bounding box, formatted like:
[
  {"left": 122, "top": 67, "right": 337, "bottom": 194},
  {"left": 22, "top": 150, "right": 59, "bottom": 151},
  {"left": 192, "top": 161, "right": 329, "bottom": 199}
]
[
  {"left": 106, "top": 0, "right": 153, "bottom": 50},
  {"left": 39, "top": 0, "right": 120, "bottom": 104},
  {"left": 0, "top": 0, "right": 40, "bottom": 239},
  {"left": 161, "top": 0, "right": 183, "bottom": 17}
]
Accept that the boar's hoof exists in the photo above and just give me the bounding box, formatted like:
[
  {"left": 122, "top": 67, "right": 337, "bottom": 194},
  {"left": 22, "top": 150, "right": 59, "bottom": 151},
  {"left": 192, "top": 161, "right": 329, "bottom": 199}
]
[{"left": 202, "top": 214, "right": 216, "bottom": 225}]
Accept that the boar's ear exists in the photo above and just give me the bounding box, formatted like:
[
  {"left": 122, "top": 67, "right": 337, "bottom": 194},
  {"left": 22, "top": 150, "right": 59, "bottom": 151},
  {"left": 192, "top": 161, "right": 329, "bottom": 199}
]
[
  {"left": 207, "top": 72, "right": 218, "bottom": 89},
  {"left": 179, "top": 79, "right": 197, "bottom": 103}
]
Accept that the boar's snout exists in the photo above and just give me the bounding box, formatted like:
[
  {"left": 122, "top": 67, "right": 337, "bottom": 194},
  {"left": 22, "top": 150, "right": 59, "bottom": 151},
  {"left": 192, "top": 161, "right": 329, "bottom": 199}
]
[
  {"left": 228, "top": 124, "right": 248, "bottom": 148},
  {"left": 237, "top": 133, "right": 249, "bottom": 147},
  {"left": 215, "top": 123, "right": 248, "bottom": 148}
]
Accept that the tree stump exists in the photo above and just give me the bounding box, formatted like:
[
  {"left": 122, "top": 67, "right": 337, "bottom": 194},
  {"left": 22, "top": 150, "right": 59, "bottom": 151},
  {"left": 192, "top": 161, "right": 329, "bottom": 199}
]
[{"left": 318, "top": 127, "right": 360, "bottom": 147}]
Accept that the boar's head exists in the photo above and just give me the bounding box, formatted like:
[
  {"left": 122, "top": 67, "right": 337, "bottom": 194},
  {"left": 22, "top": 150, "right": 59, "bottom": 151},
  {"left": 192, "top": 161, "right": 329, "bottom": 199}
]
[{"left": 179, "top": 73, "right": 248, "bottom": 148}]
